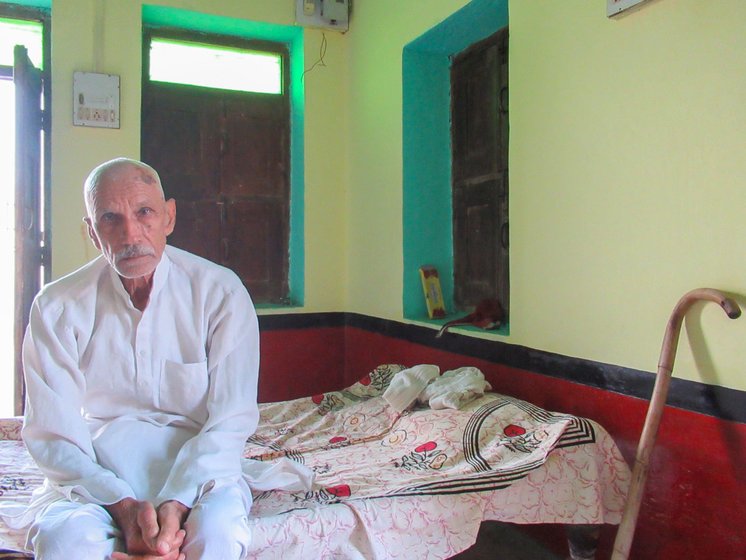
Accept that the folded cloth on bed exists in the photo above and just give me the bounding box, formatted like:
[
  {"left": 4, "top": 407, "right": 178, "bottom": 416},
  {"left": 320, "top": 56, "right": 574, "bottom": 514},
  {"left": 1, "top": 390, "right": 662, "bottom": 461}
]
[
  {"left": 383, "top": 365, "right": 491, "bottom": 412},
  {"left": 382, "top": 364, "right": 440, "bottom": 412},
  {"left": 242, "top": 457, "right": 315, "bottom": 492},
  {"left": 417, "top": 366, "right": 492, "bottom": 410}
]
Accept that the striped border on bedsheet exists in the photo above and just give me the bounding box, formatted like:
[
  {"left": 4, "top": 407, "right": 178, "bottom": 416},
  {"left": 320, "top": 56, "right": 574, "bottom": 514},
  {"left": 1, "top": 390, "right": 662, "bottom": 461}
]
[
  {"left": 463, "top": 397, "right": 596, "bottom": 472},
  {"left": 387, "top": 396, "right": 597, "bottom": 499}
]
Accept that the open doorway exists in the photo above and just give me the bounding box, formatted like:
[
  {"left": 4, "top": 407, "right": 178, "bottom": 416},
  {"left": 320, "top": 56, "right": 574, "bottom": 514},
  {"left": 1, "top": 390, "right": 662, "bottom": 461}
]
[
  {"left": 0, "top": 74, "right": 15, "bottom": 417},
  {"left": 0, "top": 11, "right": 48, "bottom": 416}
]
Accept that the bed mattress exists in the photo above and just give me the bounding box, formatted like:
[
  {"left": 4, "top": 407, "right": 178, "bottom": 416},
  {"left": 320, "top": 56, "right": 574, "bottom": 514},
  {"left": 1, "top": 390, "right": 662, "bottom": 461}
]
[{"left": 0, "top": 364, "right": 630, "bottom": 559}]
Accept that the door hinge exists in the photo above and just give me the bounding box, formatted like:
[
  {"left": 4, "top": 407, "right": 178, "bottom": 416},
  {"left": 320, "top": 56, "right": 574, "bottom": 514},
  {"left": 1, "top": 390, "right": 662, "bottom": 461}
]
[
  {"left": 39, "top": 230, "right": 47, "bottom": 264},
  {"left": 40, "top": 108, "right": 49, "bottom": 130}
]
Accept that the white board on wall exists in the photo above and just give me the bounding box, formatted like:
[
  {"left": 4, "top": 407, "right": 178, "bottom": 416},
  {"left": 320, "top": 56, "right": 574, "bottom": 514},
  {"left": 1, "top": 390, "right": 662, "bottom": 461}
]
[{"left": 73, "top": 71, "right": 120, "bottom": 129}]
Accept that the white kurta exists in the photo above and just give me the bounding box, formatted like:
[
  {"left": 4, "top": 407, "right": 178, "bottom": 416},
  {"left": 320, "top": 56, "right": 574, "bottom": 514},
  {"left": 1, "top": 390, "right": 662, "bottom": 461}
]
[{"left": 21, "top": 245, "right": 260, "bottom": 508}]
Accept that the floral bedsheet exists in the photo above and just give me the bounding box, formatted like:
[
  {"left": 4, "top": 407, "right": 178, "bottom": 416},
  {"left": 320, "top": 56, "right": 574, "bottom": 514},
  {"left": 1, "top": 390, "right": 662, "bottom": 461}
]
[{"left": 0, "top": 364, "right": 630, "bottom": 559}]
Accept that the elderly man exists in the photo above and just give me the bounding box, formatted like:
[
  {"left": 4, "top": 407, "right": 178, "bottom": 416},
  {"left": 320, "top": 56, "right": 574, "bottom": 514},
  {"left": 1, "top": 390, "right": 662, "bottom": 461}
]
[{"left": 20, "top": 158, "right": 261, "bottom": 559}]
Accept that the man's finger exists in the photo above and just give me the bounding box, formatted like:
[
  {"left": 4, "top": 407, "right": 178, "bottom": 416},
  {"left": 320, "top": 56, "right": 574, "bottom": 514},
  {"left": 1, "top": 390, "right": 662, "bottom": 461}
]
[
  {"left": 136, "top": 501, "right": 160, "bottom": 546},
  {"left": 172, "top": 528, "right": 186, "bottom": 549},
  {"left": 155, "top": 502, "right": 189, "bottom": 554},
  {"left": 155, "top": 512, "right": 179, "bottom": 553},
  {"left": 156, "top": 528, "right": 186, "bottom": 557}
]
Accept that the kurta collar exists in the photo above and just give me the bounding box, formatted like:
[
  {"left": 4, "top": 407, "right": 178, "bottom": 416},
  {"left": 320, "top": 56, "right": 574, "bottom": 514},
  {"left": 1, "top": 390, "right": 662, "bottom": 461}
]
[
  {"left": 106, "top": 248, "right": 172, "bottom": 311},
  {"left": 150, "top": 248, "right": 171, "bottom": 303}
]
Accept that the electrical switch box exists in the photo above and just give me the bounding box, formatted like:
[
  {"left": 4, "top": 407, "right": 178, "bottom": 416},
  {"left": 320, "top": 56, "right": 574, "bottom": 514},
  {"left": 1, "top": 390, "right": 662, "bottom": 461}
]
[
  {"left": 295, "top": 0, "right": 350, "bottom": 32},
  {"left": 322, "top": 0, "right": 349, "bottom": 23},
  {"left": 73, "top": 71, "right": 120, "bottom": 129}
]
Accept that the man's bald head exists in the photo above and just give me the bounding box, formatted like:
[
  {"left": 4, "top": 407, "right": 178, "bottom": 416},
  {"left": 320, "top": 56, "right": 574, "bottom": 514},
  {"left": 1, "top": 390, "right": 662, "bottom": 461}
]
[{"left": 84, "top": 158, "right": 164, "bottom": 218}]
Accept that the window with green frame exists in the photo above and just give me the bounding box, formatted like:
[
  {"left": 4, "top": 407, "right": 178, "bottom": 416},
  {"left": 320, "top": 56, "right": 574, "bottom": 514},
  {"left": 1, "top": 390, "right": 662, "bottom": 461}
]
[
  {"left": 148, "top": 36, "right": 283, "bottom": 95},
  {"left": 141, "top": 5, "right": 306, "bottom": 306},
  {"left": 402, "top": 0, "right": 509, "bottom": 334}
]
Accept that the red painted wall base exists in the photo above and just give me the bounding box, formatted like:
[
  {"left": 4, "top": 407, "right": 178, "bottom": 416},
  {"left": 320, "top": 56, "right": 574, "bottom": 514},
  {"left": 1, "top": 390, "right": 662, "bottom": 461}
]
[{"left": 259, "top": 327, "right": 346, "bottom": 403}]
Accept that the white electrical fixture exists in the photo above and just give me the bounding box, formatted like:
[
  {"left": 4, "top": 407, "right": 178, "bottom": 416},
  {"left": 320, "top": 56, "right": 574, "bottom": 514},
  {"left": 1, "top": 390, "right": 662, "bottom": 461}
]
[
  {"left": 295, "top": 0, "right": 350, "bottom": 32},
  {"left": 73, "top": 71, "right": 120, "bottom": 129},
  {"left": 607, "top": 0, "right": 649, "bottom": 17}
]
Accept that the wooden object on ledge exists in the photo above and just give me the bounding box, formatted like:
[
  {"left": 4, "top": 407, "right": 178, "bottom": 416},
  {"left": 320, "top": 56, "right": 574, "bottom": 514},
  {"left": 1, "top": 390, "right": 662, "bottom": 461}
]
[{"left": 419, "top": 265, "right": 446, "bottom": 319}]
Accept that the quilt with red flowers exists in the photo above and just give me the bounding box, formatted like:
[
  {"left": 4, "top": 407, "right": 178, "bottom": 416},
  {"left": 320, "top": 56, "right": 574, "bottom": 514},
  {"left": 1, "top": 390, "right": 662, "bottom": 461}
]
[{"left": 0, "top": 364, "right": 630, "bottom": 559}]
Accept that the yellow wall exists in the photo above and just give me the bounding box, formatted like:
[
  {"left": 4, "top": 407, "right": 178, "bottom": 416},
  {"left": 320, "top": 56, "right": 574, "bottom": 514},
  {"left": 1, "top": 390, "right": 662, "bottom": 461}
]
[
  {"left": 48, "top": 0, "right": 348, "bottom": 312},
  {"left": 509, "top": 0, "right": 746, "bottom": 392},
  {"left": 345, "top": 0, "right": 746, "bottom": 392},
  {"left": 45, "top": 0, "right": 746, "bottom": 392},
  {"left": 345, "top": 0, "right": 471, "bottom": 320}
]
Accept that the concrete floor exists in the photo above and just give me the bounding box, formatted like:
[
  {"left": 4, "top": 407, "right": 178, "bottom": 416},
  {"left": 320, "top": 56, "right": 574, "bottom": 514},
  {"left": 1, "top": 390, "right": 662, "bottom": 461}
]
[{"left": 451, "top": 522, "right": 564, "bottom": 560}]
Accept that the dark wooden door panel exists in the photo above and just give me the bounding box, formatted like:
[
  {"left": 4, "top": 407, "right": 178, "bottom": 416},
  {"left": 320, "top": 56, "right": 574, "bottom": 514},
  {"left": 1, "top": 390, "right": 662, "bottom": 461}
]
[
  {"left": 142, "top": 67, "right": 290, "bottom": 302},
  {"left": 14, "top": 44, "right": 43, "bottom": 415},
  {"left": 453, "top": 180, "right": 500, "bottom": 304},
  {"left": 221, "top": 111, "right": 288, "bottom": 199},
  {"left": 464, "top": 203, "right": 496, "bottom": 295},
  {"left": 169, "top": 200, "right": 221, "bottom": 265},
  {"left": 223, "top": 199, "right": 287, "bottom": 302},
  {"left": 142, "top": 87, "right": 222, "bottom": 201},
  {"left": 451, "top": 28, "right": 509, "bottom": 312},
  {"left": 451, "top": 43, "right": 499, "bottom": 181}
]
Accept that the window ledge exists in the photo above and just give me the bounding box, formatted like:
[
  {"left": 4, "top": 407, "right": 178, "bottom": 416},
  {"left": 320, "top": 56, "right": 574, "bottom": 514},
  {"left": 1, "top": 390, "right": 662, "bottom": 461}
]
[
  {"left": 256, "top": 303, "right": 304, "bottom": 313},
  {"left": 407, "top": 314, "right": 510, "bottom": 338}
]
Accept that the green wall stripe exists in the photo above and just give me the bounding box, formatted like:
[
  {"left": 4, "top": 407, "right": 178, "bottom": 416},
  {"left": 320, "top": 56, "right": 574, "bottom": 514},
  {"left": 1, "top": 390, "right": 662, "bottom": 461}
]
[{"left": 1, "top": 0, "right": 50, "bottom": 8}]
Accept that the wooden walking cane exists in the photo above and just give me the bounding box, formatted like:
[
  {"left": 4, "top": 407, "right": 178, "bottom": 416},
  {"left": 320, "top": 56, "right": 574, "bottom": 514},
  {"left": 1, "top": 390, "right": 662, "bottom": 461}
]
[{"left": 610, "top": 288, "right": 741, "bottom": 560}]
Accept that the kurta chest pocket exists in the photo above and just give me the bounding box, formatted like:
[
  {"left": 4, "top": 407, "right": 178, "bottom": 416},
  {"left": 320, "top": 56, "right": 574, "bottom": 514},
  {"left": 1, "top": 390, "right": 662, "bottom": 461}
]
[{"left": 159, "top": 359, "right": 209, "bottom": 417}]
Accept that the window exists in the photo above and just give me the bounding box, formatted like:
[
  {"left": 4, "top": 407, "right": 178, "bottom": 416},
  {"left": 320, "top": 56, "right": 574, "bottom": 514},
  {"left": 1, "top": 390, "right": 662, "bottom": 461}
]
[
  {"left": 142, "top": 30, "right": 292, "bottom": 304},
  {"left": 149, "top": 37, "right": 283, "bottom": 94},
  {"left": 402, "top": 0, "right": 509, "bottom": 332},
  {"left": 0, "top": 16, "right": 43, "bottom": 67}
]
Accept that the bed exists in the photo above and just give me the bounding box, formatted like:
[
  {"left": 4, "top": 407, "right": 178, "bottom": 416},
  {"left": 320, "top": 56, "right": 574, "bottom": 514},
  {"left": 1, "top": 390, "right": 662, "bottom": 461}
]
[{"left": 0, "top": 364, "right": 630, "bottom": 559}]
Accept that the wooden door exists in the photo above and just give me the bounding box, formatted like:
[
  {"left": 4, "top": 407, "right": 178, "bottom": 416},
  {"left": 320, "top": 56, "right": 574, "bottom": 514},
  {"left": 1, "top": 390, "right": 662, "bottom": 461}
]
[
  {"left": 14, "top": 44, "right": 43, "bottom": 414},
  {"left": 142, "top": 84, "right": 223, "bottom": 266},
  {"left": 220, "top": 93, "right": 289, "bottom": 302},
  {"left": 451, "top": 28, "right": 509, "bottom": 314},
  {"left": 142, "top": 62, "right": 290, "bottom": 303}
]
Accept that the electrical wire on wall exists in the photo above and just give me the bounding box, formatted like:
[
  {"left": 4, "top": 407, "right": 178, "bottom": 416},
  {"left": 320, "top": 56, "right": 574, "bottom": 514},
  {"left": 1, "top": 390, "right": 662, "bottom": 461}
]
[
  {"left": 93, "top": 0, "right": 106, "bottom": 72},
  {"left": 302, "top": 32, "right": 327, "bottom": 82}
]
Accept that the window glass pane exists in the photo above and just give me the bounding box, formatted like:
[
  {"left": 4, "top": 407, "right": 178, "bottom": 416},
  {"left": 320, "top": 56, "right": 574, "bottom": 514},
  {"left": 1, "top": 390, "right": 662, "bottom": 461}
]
[
  {"left": 0, "top": 78, "right": 15, "bottom": 417},
  {"left": 0, "top": 17, "right": 43, "bottom": 68},
  {"left": 149, "top": 38, "right": 282, "bottom": 94}
]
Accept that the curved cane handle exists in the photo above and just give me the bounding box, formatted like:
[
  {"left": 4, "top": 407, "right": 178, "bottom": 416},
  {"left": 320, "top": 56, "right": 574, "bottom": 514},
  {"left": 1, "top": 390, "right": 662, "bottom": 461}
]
[{"left": 611, "top": 288, "right": 740, "bottom": 560}]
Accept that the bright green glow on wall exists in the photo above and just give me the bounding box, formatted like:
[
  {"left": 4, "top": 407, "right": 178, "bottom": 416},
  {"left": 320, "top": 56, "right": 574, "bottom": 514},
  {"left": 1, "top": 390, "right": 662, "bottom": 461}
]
[
  {"left": 0, "top": 17, "right": 43, "bottom": 68},
  {"left": 149, "top": 38, "right": 282, "bottom": 94}
]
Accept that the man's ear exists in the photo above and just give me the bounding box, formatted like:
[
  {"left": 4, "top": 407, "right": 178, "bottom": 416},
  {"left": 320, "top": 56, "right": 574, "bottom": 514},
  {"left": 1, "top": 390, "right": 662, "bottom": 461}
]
[
  {"left": 164, "top": 198, "right": 176, "bottom": 236},
  {"left": 83, "top": 217, "right": 102, "bottom": 250}
]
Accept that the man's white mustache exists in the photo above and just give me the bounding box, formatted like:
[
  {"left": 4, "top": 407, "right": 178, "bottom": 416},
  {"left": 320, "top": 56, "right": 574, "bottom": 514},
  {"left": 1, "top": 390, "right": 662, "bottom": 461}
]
[{"left": 115, "top": 245, "right": 155, "bottom": 261}]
